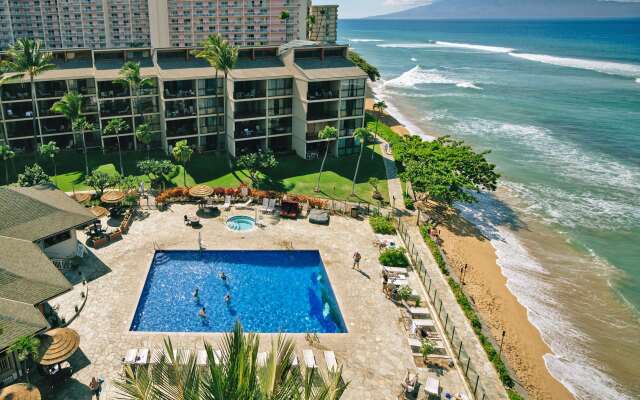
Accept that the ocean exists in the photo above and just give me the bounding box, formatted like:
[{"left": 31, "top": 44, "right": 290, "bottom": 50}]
[{"left": 340, "top": 19, "right": 640, "bottom": 399}]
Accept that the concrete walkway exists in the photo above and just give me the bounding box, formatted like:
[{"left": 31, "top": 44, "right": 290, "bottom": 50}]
[{"left": 380, "top": 141, "right": 508, "bottom": 400}]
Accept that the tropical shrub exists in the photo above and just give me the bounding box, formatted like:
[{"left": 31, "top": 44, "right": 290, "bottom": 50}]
[
  {"left": 378, "top": 247, "right": 409, "bottom": 268},
  {"left": 369, "top": 215, "right": 396, "bottom": 234},
  {"left": 17, "top": 164, "right": 50, "bottom": 187}
]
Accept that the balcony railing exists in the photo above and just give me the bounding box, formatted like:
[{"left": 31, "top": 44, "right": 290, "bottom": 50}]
[{"left": 235, "top": 126, "right": 266, "bottom": 140}]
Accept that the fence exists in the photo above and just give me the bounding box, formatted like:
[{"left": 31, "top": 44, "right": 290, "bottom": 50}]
[{"left": 395, "top": 217, "right": 492, "bottom": 400}]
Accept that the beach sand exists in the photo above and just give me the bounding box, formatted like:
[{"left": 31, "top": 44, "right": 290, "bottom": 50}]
[
  {"left": 365, "top": 96, "right": 575, "bottom": 399},
  {"left": 434, "top": 212, "right": 574, "bottom": 400}
]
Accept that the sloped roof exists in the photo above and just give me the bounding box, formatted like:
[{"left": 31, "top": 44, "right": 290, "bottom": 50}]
[
  {"left": 0, "top": 237, "right": 72, "bottom": 304},
  {"left": 0, "top": 185, "right": 96, "bottom": 242},
  {"left": 0, "top": 299, "right": 49, "bottom": 351}
]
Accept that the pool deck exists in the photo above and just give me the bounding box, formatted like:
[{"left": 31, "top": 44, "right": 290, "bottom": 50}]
[{"left": 51, "top": 204, "right": 470, "bottom": 399}]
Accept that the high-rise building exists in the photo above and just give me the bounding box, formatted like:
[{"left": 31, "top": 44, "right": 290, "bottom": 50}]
[
  {"left": 0, "top": 0, "right": 311, "bottom": 50},
  {"left": 308, "top": 5, "right": 337, "bottom": 44}
]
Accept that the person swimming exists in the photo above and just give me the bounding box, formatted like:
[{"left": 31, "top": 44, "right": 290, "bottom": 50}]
[
  {"left": 198, "top": 307, "right": 207, "bottom": 318},
  {"left": 219, "top": 271, "right": 227, "bottom": 281},
  {"left": 224, "top": 294, "right": 231, "bottom": 303},
  {"left": 193, "top": 288, "right": 199, "bottom": 299}
]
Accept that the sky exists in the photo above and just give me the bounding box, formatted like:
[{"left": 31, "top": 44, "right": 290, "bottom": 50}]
[{"left": 312, "top": 0, "right": 431, "bottom": 19}]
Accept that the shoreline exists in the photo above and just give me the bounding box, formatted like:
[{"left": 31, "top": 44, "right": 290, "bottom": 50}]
[{"left": 365, "top": 93, "right": 575, "bottom": 400}]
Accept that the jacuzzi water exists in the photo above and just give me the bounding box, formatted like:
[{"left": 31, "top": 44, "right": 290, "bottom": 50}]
[{"left": 225, "top": 215, "right": 256, "bottom": 232}]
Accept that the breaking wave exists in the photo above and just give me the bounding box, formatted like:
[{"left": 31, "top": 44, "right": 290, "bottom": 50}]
[
  {"left": 378, "top": 40, "right": 514, "bottom": 53},
  {"left": 384, "top": 65, "right": 482, "bottom": 90},
  {"left": 509, "top": 53, "right": 640, "bottom": 79}
]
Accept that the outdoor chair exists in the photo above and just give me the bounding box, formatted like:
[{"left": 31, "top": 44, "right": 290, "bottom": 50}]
[
  {"left": 236, "top": 198, "right": 253, "bottom": 209},
  {"left": 123, "top": 348, "right": 137, "bottom": 364},
  {"left": 222, "top": 195, "right": 232, "bottom": 211},
  {"left": 324, "top": 351, "right": 338, "bottom": 373},
  {"left": 196, "top": 349, "right": 208, "bottom": 367},
  {"left": 303, "top": 349, "right": 317, "bottom": 369},
  {"left": 259, "top": 198, "right": 270, "bottom": 213},
  {"left": 402, "top": 300, "right": 430, "bottom": 318}
]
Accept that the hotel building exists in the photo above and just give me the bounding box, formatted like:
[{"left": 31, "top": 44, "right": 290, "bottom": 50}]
[
  {"left": 0, "top": 0, "right": 310, "bottom": 50},
  {"left": 308, "top": 5, "right": 338, "bottom": 43},
  {"left": 0, "top": 42, "right": 367, "bottom": 160}
]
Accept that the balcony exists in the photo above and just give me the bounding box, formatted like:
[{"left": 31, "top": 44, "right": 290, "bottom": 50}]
[
  {"left": 165, "top": 99, "right": 196, "bottom": 119},
  {"left": 3, "top": 102, "right": 34, "bottom": 120},
  {"left": 308, "top": 81, "right": 340, "bottom": 101},
  {"left": 163, "top": 80, "right": 196, "bottom": 99},
  {"left": 340, "top": 79, "right": 366, "bottom": 98},
  {"left": 340, "top": 118, "right": 363, "bottom": 137},
  {"left": 166, "top": 118, "right": 198, "bottom": 138},
  {"left": 36, "top": 80, "right": 67, "bottom": 98},
  {"left": 1, "top": 83, "right": 31, "bottom": 101},
  {"left": 68, "top": 78, "right": 96, "bottom": 96},
  {"left": 307, "top": 102, "right": 339, "bottom": 121},
  {"left": 234, "top": 80, "right": 266, "bottom": 100},
  {"left": 5, "top": 120, "right": 36, "bottom": 139},
  {"left": 41, "top": 117, "right": 72, "bottom": 135},
  {"left": 268, "top": 98, "right": 292, "bottom": 117},
  {"left": 269, "top": 117, "right": 292, "bottom": 135},
  {"left": 137, "top": 97, "right": 159, "bottom": 114},
  {"left": 306, "top": 122, "right": 338, "bottom": 141},
  {"left": 98, "top": 81, "right": 129, "bottom": 98},
  {"left": 100, "top": 99, "right": 131, "bottom": 118},
  {"left": 200, "top": 116, "right": 223, "bottom": 135},
  {"left": 235, "top": 101, "right": 266, "bottom": 120},
  {"left": 198, "top": 78, "right": 222, "bottom": 97},
  {"left": 198, "top": 97, "right": 223, "bottom": 116},
  {"left": 340, "top": 99, "right": 364, "bottom": 118},
  {"left": 235, "top": 120, "right": 266, "bottom": 140}
]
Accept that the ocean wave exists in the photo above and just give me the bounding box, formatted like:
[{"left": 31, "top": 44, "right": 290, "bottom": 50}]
[
  {"left": 509, "top": 53, "right": 640, "bottom": 79},
  {"left": 457, "top": 193, "right": 635, "bottom": 400},
  {"left": 453, "top": 119, "right": 640, "bottom": 196},
  {"left": 347, "top": 38, "right": 384, "bottom": 43},
  {"left": 378, "top": 40, "right": 514, "bottom": 53},
  {"left": 410, "top": 57, "right": 418, "bottom": 62},
  {"left": 384, "top": 65, "right": 482, "bottom": 90},
  {"left": 636, "top": 78, "right": 640, "bottom": 84}
]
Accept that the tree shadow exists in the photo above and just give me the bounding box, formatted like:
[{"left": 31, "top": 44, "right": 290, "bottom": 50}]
[{"left": 63, "top": 249, "right": 112, "bottom": 285}]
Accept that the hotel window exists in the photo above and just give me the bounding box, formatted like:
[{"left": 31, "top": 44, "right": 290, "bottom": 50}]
[
  {"left": 340, "top": 79, "right": 365, "bottom": 98},
  {"left": 267, "top": 78, "right": 293, "bottom": 97}
]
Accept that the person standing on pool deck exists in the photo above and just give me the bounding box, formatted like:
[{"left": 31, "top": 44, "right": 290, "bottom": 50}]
[{"left": 352, "top": 251, "right": 361, "bottom": 270}]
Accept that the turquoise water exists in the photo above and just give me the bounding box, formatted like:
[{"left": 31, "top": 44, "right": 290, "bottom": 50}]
[
  {"left": 131, "top": 250, "right": 346, "bottom": 333},
  {"left": 226, "top": 215, "right": 256, "bottom": 231},
  {"left": 341, "top": 19, "right": 639, "bottom": 399}
]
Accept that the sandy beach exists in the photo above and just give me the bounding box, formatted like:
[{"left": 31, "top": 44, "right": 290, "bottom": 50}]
[{"left": 365, "top": 98, "right": 575, "bottom": 400}]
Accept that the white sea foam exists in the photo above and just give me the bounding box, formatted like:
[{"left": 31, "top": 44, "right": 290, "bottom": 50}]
[
  {"left": 456, "top": 193, "right": 635, "bottom": 400},
  {"left": 636, "top": 78, "right": 640, "bottom": 84},
  {"left": 378, "top": 41, "right": 514, "bottom": 53},
  {"left": 410, "top": 57, "right": 418, "bottom": 62},
  {"left": 347, "top": 38, "right": 384, "bottom": 43},
  {"left": 384, "top": 65, "right": 482, "bottom": 90},
  {"left": 509, "top": 53, "right": 640, "bottom": 79}
]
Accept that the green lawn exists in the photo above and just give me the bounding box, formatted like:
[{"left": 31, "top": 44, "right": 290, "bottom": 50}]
[{"left": 5, "top": 144, "right": 389, "bottom": 203}]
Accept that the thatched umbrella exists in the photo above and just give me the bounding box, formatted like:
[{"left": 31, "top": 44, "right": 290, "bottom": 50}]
[
  {"left": 89, "top": 205, "right": 109, "bottom": 218},
  {"left": 70, "top": 192, "right": 91, "bottom": 204},
  {"left": 188, "top": 184, "right": 214, "bottom": 198},
  {"left": 0, "top": 383, "right": 41, "bottom": 400},
  {"left": 35, "top": 328, "right": 80, "bottom": 366},
  {"left": 100, "top": 190, "right": 125, "bottom": 204}
]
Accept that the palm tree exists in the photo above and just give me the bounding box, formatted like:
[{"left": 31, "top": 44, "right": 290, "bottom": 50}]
[
  {"left": 194, "top": 35, "right": 237, "bottom": 154},
  {"left": 0, "top": 144, "right": 16, "bottom": 184},
  {"left": 372, "top": 100, "right": 387, "bottom": 159},
  {"left": 39, "top": 141, "right": 59, "bottom": 186},
  {"left": 314, "top": 126, "right": 338, "bottom": 193},
  {"left": 51, "top": 91, "right": 93, "bottom": 175},
  {"left": 314, "top": 9, "right": 327, "bottom": 41},
  {"left": 134, "top": 122, "right": 155, "bottom": 160},
  {"left": 0, "top": 39, "right": 55, "bottom": 158},
  {"left": 102, "top": 117, "right": 128, "bottom": 175},
  {"left": 114, "top": 322, "right": 347, "bottom": 400},
  {"left": 194, "top": 34, "right": 225, "bottom": 152},
  {"left": 306, "top": 14, "right": 316, "bottom": 40},
  {"left": 351, "top": 128, "right": 372, "bottom": 195},
  {"left": 172, "top": 139, "right": 193, "bottom": 187},
  {"left": 114, "top": 61, "right": 154, "bottom": 150},
  {"left": 280, "top": 11, "right": 291, "bottom": 42},
  {"left": 10, "top": 335, "right": 40, "bottom": 384}
]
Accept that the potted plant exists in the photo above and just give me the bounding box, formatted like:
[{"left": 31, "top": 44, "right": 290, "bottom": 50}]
[{"left": 420, "top": 339, "right": 434, "bottom": 366}]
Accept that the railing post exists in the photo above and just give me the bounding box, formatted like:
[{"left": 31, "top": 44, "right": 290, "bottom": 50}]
[
  {"left": 438, "top": 299, "right": 443, "bottom": 317},
  {"left": 458, "top": 341, "right": 463, "bottom": 358},
  {"left": 473, "top": 375, "right": 480, "bottom": 395},
  {"left": 444, "top": 314, "right": 448, "bottom": 331},
  {"left": 451, "top": 325, "right": 456, "bottom": 341},
  {"left": 465, "top": 357, "right": 471, "bottom": 375}
]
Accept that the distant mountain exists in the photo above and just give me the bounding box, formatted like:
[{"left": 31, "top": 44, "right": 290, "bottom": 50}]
[{"left": 371, "top": 0, "right": 640, "bottom": 19}]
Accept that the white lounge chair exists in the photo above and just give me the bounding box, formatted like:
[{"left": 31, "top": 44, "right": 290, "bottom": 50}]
[
  {"left": 213, "top": 349, "right": 222, "bottom": 364},
  {"left": 257, "top": 352, "right": 268, "bottom": 367},
  {"left": 259, "top": 198, "right": 270, "bottom": 213},
  {"left": 291, "top": 354, "right": 299, "bottom": 368},
  {"left": 324, "top": 351, "right": 337, "bottom": 373},
  {"left": 136, "top": 348, "right": 149, "bottom": 365},
  {"left": 383, "top": 266, "right": 409, "bottom": 275},
  {"left": 390, "top": 278, "right": 409, "bottom": 287},
  {"left": 402, "top": 300, "right": 430, "bottom": 318},
  {"left": 236, "top": 198, "right": 253, "bottom": 209},
  {"left": 425, "top": 377, "right": 440, "bottom": 396},
  {"left": 222, "top": 195, "right": 232, "bottom": 211},
  {"left": 196, "top": 349, "right": 208, "bottom": 367},
  {"left": 407, "top": 337, "right": 423, "bottom": 350},
  {"left": 124, "top": 348, "right": 137, "bottom": 364},
  {"left": 303, "top": 349, "right": 316, "bottom": 369}
]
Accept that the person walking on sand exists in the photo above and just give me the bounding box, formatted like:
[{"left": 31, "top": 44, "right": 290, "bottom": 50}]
[
  {"left": 352, "top": 251, "right": 361, "bottom": 270},
  {"left": 89, "top": 376, "right": 102, "bottom": 399}
]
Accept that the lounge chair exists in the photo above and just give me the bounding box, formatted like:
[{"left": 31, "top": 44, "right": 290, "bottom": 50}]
[
  {"left": 236, "top": 198, "right": 253, "bottom": 209},
  {"left": 324, "top": 351, "right": 337, "bottom": 373},
  {"left": 222, "top": 195, "right": 232, "bottom": 211},
  {"left": 257, "top": 352, "right": 268, "bottom": 367},
  {"left": 401, "top": 370, "right": 419, "bottom": 397},
  {"left": 265, "top": 198, "right": 276, "bottom": 214},
  {"left": 291, "top": 354, "right": 299, "bottom": 368},
  {"left": 425, "top": 377, "right": 440, "bottom": 397},
  {"left": 390, "top": 278, "right": 409, "bottom": 287},
  {"left": 196, "top": 349, "right": 208, "bottom": 367},
  {"left": 124, "top": 348, "right": 137, "bottom": 364},
  {"left": 383, "top": 266, "right": 409, "bottom": 276},
  {"left": 136, "top": 348, "right": 149, "bottom": 365},
  {"left": 303, "top": 349, "right": 316, "bottom": 369},
  {"left": 259, "top": 198, "right": 270, "bottom": 213},
  {"left": 402, "top": 300, "right": 430, "bottom": 318}
]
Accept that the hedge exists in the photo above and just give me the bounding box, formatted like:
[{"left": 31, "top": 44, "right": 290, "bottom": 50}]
[
  {"left": 369, "top": 215, "right": 396, "bottom": 235},
  {"left": 419, "top": 225, "right": 449, "bottom": 276}
]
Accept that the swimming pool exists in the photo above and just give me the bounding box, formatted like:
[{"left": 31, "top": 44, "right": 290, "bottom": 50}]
[{"left": 130, "top": 250, "right": 347, "bottom": 333}]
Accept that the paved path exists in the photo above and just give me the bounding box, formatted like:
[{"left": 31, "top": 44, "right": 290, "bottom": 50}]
[{"left": 381, "top": 141, "right": 508, "bottom": 400}]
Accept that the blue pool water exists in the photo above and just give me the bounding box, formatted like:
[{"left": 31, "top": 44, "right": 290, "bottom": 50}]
[
  {"left": 226, "top": 215, "right": 256, "bottom": 232},
  {"left": 130, "top": 250, "right": 347, "bottom": 333}
]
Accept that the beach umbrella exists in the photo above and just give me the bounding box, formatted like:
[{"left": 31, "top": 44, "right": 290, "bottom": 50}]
[
  {"left": 89, "top": 205, "right": 109, "bottom": 218},
  {"left": 35, "top": 328, "right": 80, "bottom": 366},
  {"left": 100, "top": 190, "right": 125, "bottom": 204},
  {"left": 188, "top": 184, "right": 214, "bottom": 198},
  {"left": 70, "top": 192, "right": 91, "bottom": 204},
  {"left": 0, "top": 383, "right": 41, "bottom": 400}
]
